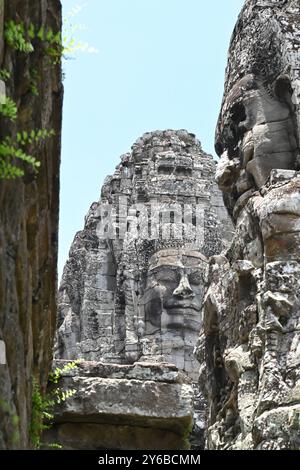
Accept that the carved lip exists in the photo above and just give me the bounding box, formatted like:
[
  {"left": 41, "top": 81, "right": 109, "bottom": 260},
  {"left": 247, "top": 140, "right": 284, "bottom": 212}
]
[
  {"left": 163, "top": 322, "right": 199, "bottom": 332},
  {"left": 164, "top": 303, "right": 200, "bottom": 313}
]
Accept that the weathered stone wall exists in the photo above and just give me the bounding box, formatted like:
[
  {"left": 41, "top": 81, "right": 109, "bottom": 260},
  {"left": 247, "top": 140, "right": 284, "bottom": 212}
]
[
  {"left": 0, "top": 0, "right": 62, "bottom": 449},
  {"left": 198, "top": 0, "right": 300, "bottom": 450}
]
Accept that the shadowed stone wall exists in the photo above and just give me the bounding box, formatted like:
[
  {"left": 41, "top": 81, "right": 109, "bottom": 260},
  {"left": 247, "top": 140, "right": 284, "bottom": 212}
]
[{"left": 0, "top": 0, "right": 62, "bottom": 449}]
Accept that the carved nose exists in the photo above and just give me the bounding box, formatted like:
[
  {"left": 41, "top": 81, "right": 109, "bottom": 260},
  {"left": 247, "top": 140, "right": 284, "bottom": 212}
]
[{"left": 173, "top": 275, "right": 194, "bottom": 299}]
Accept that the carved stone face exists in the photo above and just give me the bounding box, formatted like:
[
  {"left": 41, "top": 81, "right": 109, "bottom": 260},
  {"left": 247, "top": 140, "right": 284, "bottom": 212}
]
[
  {"left": 143, "top": 249, "right": 206, "bottom": 335},
  {"left": 215, "top": 75, "right": 298, "bottom": 217}
]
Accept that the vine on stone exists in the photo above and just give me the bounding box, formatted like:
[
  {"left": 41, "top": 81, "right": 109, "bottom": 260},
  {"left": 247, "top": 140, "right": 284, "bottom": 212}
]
[
  {"left": 0, "top": 20, "right": 61, "bottom": 180},
  {"left": 30, "top": 361, "right": 79, "bottom": 449}
]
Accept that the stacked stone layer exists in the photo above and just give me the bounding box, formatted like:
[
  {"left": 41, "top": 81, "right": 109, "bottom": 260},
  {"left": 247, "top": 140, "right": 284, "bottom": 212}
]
[{"left": 45, "top": 359, "right": 194, "bottom": 450}]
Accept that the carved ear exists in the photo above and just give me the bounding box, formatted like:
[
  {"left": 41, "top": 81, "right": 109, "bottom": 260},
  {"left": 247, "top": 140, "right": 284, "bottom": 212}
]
[{"left": 274, "top": 75, "right": 294, "bottom": 107}]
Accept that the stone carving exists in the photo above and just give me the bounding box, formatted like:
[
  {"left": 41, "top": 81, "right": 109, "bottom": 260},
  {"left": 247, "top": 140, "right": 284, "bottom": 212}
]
[
  {"left": 198, "top": 0, "right": 300, "bottom": 450},
  {"left": 55, "top": 130, "right": 232, "bottom": 449},
  {"left": 134, "top": 248, "right": 207, "bottom": 379},
  {"left": 216, "top": 75, "right": 299, "bottom": 220},
  {"left": 215, "top": 0, "right": 300, "bottom": 220},
  {"left": 56, "top": 130, "right": 232, "bottom": 382}
]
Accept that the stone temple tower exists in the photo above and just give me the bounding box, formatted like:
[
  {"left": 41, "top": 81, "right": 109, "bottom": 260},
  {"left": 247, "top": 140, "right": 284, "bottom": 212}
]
[
  {"left": 50, "top": 130, "right": 232, "bottom": 450},
  {"left": 56, "top": 130, "right": 232, "bottom": 380}
]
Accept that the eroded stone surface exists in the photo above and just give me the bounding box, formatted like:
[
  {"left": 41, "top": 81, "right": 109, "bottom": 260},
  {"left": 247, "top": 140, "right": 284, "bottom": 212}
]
[
  {"left": 46, "top": 422, "right": 186, "bottom": 451},
  {"left": 53, "top": 358, "right": 185, "bottom": 383},
  {"left": 45, "top": 359, "right": 194, "bottom": 450},
  {"left": 198, "top": 0, "right": 300, "bottom": 450},
  {"left": 0, "top": 0, "right": 62, "bottom": 449},
  {"left": 56, "top": 130, "right": 232, "bottom": 379},
  {"left": 55, "top": 130, "right": 232, "bottom": 449}
]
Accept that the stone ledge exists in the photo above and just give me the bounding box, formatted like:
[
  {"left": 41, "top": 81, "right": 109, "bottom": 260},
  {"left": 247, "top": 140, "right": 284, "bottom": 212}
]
[
  {"left": 53, "top": 359, "right": 188, "bottom": 383},
  {"left": 53, "top": 376, "right": 194, "bottom": 432},
  {"left": 47, "top": 360, "right": 194, "bottom": 449}
]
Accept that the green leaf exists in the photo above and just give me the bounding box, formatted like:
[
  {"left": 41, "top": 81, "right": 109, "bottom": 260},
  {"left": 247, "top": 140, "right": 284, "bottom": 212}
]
[
  {"left": 37, "top": 26, "right": 45, "bottom": 41},
  {"left": 0, "top": 97, "right": 18, "bottom": 121},
  {"left": 28, "top": 23, "right": 35, "bottom": 39},
  {"left": 4, "top": 20, "right": 33, "bottom": 53},
  {"left": 0, "top": 68, "right": 11, "bottom": 81}
]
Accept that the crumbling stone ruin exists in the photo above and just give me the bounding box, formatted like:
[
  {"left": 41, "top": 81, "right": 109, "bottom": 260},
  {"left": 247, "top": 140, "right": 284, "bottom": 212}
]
[
  {"left": 54, "top": 130, "right": 232, "bottom": 449},
  {"left": 197, "top": 0, "right": 300, "bottom": 450}
]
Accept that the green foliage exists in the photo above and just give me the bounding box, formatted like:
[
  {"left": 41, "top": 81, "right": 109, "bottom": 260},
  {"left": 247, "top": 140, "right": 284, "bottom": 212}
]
[
  {"left": 62, "top": 20, "right": 91, "bottom": 57},
  {"left": 4, "top": 20, "right": 34, "bottom": 53},
  {"left": 182, "top": 420, "right": 193, "bottom": 450},
  {"left": 16, "top": 128, "right": 55, "bottom": 146},
  {"left": 49, "top": 360, "right": 80, "bottom": 384},
  {"left": 63, "top": 4, "right": 99, "bottom": 57},
  {"left": 0, "top": 19, "right": 60, "bottom": 182},
  {"left": 47, "top": 443, "right": 63, "bottom": 449},
  {"left": 3, "top": 9, "right": 97, "bottom": 76},
  {"left": 51, "top": 388, "right": 77, "bottom": 406},
  {"left": 0, "top": 97, "right": 17, "bottom": 121},
  {"left": 30, "top": 379, "right": 76, "bottom": 449},
  {"left": 0, "top": 68, "right": 11, "bottom": 81},
  {"left": 0, "top": 129, "right": 55, "bottom": 180},
  {"left": 30, "top": 362, "right": 79, "bottom": 449},
  {"left": 30, "top": 68, "right": 39, "bottom": 96},
  {"left": 4, "top": 20, "right": 63, "bottom": 64},
  {"left": 29, "top": 380, "right": 51, "bottom": 449},
  {"left": 29, "top": 23, "right": 63, "bottom": 65},
  {"left": 0, "top": 140, "right": 40, "bottom": 179},
  {"left": 1, "top": 9, "right": 96, "bottom": 182},
  {"left": 0, "top": 398, "right": 21, "bottom": 445}
]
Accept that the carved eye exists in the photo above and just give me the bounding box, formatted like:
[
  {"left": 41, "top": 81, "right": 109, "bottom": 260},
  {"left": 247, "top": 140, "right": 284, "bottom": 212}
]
[
  {"left": 153, "top": 268, "right": 178, "bottom": 283},
  {"left": 175, "top": 167, "right": 192, "bottom": 176},
  {"left": 224, "top": 102, "right": 247, "bottom": 158},
  {"left": 230, "top": 102, "right": 246, "bottom": 125},
  {"left": 158, "top": 166, "right": 173, "bottom": 175},
  {"left": 215, "top": 141, "right": 223, "bottom": 156},
  {"left": 274, "top": 76, "right": 293, "bottom": 103},
  {"left": 189, "top": 272, "right": 202, "bottom": 285}
]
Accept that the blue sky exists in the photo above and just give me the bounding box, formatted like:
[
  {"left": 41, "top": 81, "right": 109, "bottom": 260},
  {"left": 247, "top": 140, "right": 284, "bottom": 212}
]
[{"left": 59, "top": 0, "right": 245, "bottom": 279}]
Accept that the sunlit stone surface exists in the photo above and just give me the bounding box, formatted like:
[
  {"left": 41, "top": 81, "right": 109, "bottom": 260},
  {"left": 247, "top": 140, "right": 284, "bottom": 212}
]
[
  {"left": 197, "top": 0, "right": 300, "bottom": 450},
  {"left": 54, "top": 130, "right": 232, "bottom": 449}
]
